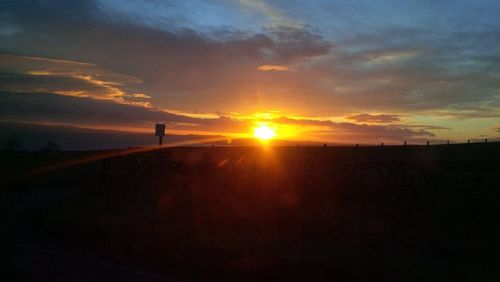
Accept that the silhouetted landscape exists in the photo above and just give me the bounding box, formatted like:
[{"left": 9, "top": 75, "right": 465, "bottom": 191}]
[
  {"left": 2, "top": 143, "right": 499, "bottom": 281},
  {"left": 2, "top": 1, "right": 500, "bottom": 281}
]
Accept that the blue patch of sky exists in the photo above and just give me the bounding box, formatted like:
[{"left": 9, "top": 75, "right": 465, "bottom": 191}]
[
  {"left": 96, "top": 0, "right": 500, "bottom": 56},
  {"left": 96, "top": 0, "right": 265, "bottom": 34}
]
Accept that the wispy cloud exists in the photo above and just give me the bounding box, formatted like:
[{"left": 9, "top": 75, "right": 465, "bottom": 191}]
[
  {"left": 257, "top": 64, "right": 289, "bottom": 71},
  {"left": 129, "top": 93, "right": 152, "bottom": 99},
  {"left": 237, "top": 0, "right": 302, "bottom": 28},
  {"left": 346, "top": 114, "right": 401, "bottom": 123},
  {"left": 0, "top": 54, "right": 144, "bottom": 102}
]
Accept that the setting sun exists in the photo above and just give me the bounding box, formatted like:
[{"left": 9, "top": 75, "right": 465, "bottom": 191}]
[{"left": 254, "top": 124, "right": 276, "bottom": 140}]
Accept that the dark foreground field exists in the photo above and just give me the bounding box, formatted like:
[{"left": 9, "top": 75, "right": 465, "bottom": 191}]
[{"left": 1, "top": 143, "right": 500, "bottom": 281}]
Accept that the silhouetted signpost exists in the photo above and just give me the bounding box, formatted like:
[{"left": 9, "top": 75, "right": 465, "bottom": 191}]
[{"left": 155, "top": 123, "right": 165, "bottom": 146}]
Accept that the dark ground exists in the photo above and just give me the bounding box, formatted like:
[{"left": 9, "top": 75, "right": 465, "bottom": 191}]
[{"left": 1, "top": 143, "right": 500, "bottom": 281}]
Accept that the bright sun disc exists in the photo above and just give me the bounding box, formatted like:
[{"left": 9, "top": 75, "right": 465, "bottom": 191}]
[{"left": 254, "top": 124, "right": 276, "bottom": 140}]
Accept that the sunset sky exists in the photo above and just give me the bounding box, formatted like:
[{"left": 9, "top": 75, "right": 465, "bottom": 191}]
[{"left": 1, "top": 0, "right": 499, "bottom": 145}]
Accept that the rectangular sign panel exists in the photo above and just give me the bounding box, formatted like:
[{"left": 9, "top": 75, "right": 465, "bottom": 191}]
[{"left": 155, "top": 123, "right": 165, "bottom": 136}]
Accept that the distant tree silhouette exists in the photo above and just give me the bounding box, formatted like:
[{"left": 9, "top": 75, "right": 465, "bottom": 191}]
[
  {"left": 2, "top": 138, "right": 20, "bottom": 151},
  {"left": 40, "top": 141, "right": 62, "bottom": 152}
]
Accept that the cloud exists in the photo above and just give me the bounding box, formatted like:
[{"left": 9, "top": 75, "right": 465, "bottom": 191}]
[
  {"left": 367, "top": 50, "right": 418, "bottom": 63},
  {"left": 0, "top": 91, "right": 248, "bottom": 136},
  {"left": 0, "top": 91, "right": 253, "bottom": 134},
  {"left": 0, "top": 54, "right": 143, "bottom": 101},
  {"left": 0, "top": 19, "right": 331, "bottom": 113},
  {"left": 346, "top": 114, "right": 401, "bottom": 123},
  {"left": 431, "top": 104, "right": 500, "bottom": 119},
  {"left": 0, "top": 72, "right": 117, "bottom": 97},
  {"left": 129, "top": 93, "right": 151, "bottom": 99},
  {"left": 0, "top": 91, "right": 186, "bottom": 126},
  {"left": 0, "top": 0, "right": 498, "bottom": 141},
  {"left": 257, "top": 65, "right": 289, "bottom": 72},
  {"left": 271, "top": 116, "right": 434, "bottom": 142},
  {"left": 237, "top": 0, "right": 301, "bottom": 28},
  {"left": 0, "top": 91, "right": 439, "bottom": 143}
]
